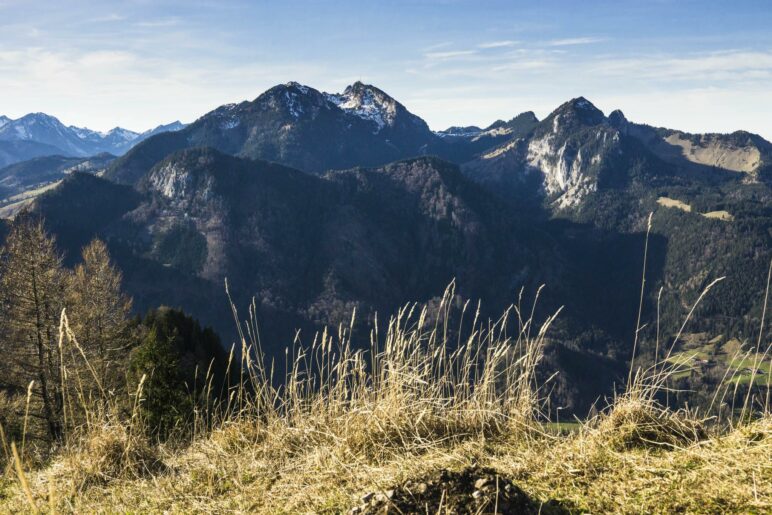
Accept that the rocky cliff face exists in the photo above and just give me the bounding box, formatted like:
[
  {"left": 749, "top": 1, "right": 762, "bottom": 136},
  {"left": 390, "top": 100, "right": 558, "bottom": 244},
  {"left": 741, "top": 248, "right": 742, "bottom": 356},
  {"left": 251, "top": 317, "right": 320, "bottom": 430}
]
[{"left": 465, "top": 98, "right": 622, "bottom": 208}]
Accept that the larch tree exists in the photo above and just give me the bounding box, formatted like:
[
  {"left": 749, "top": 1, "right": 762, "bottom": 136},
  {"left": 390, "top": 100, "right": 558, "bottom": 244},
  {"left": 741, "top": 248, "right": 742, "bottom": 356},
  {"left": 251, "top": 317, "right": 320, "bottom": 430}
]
[
  {"left": 0, "top": 218, "right": 66, "bottom": 442},
  {"left": 66, "top": 238, "right": 132, "bottom": 389}
]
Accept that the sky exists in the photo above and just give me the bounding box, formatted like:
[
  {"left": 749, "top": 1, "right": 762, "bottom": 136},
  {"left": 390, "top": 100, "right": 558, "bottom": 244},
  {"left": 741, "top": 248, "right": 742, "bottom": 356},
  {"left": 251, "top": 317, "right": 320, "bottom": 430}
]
[{"left": 1, "top": 0, "right": 771, "bottom": 138}]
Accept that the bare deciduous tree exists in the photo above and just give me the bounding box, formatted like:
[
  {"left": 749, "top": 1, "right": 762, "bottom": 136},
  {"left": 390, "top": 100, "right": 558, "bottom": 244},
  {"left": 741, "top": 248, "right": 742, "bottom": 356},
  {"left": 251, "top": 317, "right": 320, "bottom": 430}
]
[{"left": 0, "top": 218, "right": 66, "bottom": 441}]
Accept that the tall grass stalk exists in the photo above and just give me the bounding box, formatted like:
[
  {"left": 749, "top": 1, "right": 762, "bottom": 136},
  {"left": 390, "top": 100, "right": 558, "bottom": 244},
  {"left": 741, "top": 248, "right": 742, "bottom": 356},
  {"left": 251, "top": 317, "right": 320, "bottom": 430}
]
[{"left": 216, "top": 281, "right": 560, "bottom": 454}]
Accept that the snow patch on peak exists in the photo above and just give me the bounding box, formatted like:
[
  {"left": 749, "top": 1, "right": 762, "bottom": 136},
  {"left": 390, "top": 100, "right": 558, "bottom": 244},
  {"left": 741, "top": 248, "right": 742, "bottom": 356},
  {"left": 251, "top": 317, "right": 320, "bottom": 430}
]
[
  {"left": 20, "top": 113, "right": 64, "bottom": 130},
  {"left": 325, "top": 83, "right": 398, "bottom": 132},
  {"left": 14, "top": 125, "right": 30, "bottom": 139},
  {"left": 70, "top": 126, "right": 100, "bottom": 139},
  {"left": 283, "top": 90, "right": 305, "bottom": 119},
  {"left": 106, "top": 127, "right": 140, "bottom": 142},
  {"left": 575, "top": 98, "right": 592, "bottom": 109},
  {"left": 285, "top": 81, "right": 310, "bottom": 94},
  {"left": 212, "top": 104, "right": 241, "bottom": 130}
]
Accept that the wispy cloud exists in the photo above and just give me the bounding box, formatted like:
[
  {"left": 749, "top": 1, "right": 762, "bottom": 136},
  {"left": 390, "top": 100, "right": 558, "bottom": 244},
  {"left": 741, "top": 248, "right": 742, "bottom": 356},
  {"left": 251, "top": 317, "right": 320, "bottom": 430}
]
[
  {"left": 135, "top": 18, "right": 181, "bottom": 28},
  {"left": 424, "top": 49, "right": 477, "bottom": 60},
  {"left": 490, "top": 59, "right": 554, "bottom": 72},
  {"left": 592, "top": 50, "right": 772, "bottom": 81},
  {"left": 548, "top": 37, "right": 605, "bottom": 46},
  {"left": 478, "top": 40, "right": 518, "bottom": 49},
  {"left": 422, "top": 41, "right": 454, "bottom": 52},
  {"left": 87, "top": 13, "right": 125, "bottom": 23},
  {"left": 0, "top": 46, "right": 328, "bottom": 130}
]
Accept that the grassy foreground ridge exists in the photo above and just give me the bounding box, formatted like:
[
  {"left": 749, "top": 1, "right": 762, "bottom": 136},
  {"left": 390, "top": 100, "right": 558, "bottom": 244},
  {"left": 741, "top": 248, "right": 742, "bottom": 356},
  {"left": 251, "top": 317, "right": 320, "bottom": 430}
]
[{"left": 1, "top": 269, "right": 771, "bottom": 513}]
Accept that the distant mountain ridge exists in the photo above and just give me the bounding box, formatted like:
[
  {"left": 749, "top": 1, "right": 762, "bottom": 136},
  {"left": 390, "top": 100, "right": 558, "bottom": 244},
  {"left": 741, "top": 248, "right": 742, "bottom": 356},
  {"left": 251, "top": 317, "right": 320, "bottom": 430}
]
[
  {"left": 0, "top": 153, "right": 116, "bottom": 218},
  {"left": 0, "top": 153, "right": 115, "bottom": 197},
  {"left": 437, "top": 111, "right": 539, "bottom": 140},
  {"left": 104, "top": 81, "right": 515, "bottom": 185},
  {"left": 464, "top": 96, "right": 772, "bottom": 209},
  {"left": 0, "top": 113, "right": 186, "bottom": 167},
  {"left": 104, "top": 82, "right": 772, "bottom": 196}
]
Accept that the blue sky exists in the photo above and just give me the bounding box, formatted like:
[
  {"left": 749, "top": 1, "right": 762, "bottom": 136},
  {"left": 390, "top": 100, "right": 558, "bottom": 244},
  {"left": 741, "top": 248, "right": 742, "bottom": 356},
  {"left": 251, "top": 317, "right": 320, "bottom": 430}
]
[{"left": 1, "top": 0, "right": 771, "bottom": 138}]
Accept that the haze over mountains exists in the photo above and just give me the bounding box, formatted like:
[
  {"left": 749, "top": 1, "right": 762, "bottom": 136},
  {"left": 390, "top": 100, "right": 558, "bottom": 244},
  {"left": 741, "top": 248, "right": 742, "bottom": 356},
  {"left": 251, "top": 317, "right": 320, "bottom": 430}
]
[{"left": 3, "top": 81, "right": 770, "bottom": 412}]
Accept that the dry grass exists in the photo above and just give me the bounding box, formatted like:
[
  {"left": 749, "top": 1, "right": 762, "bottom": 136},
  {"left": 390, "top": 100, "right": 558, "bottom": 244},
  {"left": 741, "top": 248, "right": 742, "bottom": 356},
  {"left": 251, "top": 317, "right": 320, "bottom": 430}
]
[
  {"left": 0, "top": 266, "right": 770, "bottom": 513},
  {"left": 591, "top": 396, "right": 706, "bottom": 451},
  {"left": 657, "top": 196, "right": 692, "bottom": 212},
  {"left": 3, "top": 410, "right": 769, "bottom": 513},
  {"left": 702, "top": 210, "right": 734, "bottom": 221},
  {"left": 52, "top": 422, "right": 162, "bottom": 489}
]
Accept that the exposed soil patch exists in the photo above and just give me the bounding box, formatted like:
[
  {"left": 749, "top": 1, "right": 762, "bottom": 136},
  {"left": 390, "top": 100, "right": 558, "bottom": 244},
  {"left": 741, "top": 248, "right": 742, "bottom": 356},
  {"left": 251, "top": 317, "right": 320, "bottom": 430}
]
[{"left": 351, "top": 466, "right": 570, "bottom": 514}]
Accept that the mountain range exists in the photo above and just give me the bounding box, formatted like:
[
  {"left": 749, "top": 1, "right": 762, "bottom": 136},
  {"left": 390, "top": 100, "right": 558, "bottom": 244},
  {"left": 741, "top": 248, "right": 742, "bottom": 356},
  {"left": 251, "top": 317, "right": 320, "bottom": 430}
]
[
  {"left": 4, "top": 81, "right": 770, "bottom": 413},
  {"left": 0, "top": 113, "right": 185, "bottom": 168}
]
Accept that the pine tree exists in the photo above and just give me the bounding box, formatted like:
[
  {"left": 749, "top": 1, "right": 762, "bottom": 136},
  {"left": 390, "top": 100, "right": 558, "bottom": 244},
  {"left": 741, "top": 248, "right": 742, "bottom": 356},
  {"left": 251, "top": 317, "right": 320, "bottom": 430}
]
[
  {"left": 128, "top": 325, "right": 193, "bottom": 439},
  {"left": 67, "top": 239, "right": 132, "bottom": 388},
  {"left": 0, "top": 218, "right": 66, "bottom": 441},
  {"left": 128, "top": 308, "right": 226, "bottom": 439}
]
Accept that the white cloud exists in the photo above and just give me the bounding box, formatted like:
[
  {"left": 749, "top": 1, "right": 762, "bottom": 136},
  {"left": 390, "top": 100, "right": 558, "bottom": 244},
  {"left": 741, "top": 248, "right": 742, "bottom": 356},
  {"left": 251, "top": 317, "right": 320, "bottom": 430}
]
[
  {"left": 87, "top": 13, "right": 125, "bottom": 23},
  {"left": 134, "top": 18, "right": 181, "bottom": 28},
  {"left": 592, "top": 50, "right": 772, "bottom": 82},
  {"left": 76, "top": 50, "right": 137, "bottom": 67},
  {"left": 422, "top": 41, "right": 454, "bottom": 52},
  {"left": 0, "top": 47, "right": 329, "bottom": 131},
  {"left": 478, "top": 40, "right": 518, "bottom": 49},
  {"left": 548, "top": 37, "right": 605, "bottom": 46},
  {"left": 490, "top": 60, "right": 554, "bottom": 72},
  {"left": 424, "top": 50, "right": 478, "bottom": 60}
]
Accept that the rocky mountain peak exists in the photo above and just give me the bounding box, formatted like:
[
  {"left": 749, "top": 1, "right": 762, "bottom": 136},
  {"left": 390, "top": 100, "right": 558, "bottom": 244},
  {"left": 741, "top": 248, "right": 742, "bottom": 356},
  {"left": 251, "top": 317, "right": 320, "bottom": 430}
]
[
  {"left": 325, "top": 81, "right": 401, "bottom": 132},
  {"left": 492, "top": 111, "right": 540, "bottom": 134},
  {"left": 283, "top": 81, "right": 310, "bottom": 92},
  {"left": 104, "top": 127, "right": 140, "bottom": 142},
  {"left": 141, "top": 121, "right": 187, "bottom": 139},
  {"left": 607, "top": 109, "right": 628, "bottom": 129},
  {"left": 256, "top": 82, "right": 330, "bottom": 119},
  {"left": 13, "top": 113, "right": 65, "bottom": 134},
  {"left": 22, "top": 112, "right": 61, "bottom": 124},
  {"left": 548, "top": 97, "right": 606, "bottom": 130},
  {"left": 508, "top": 111, "right": 539, "bottom": 126},
  {"left": 485, "top": 120, "right": 508, "bottom": 130}
]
